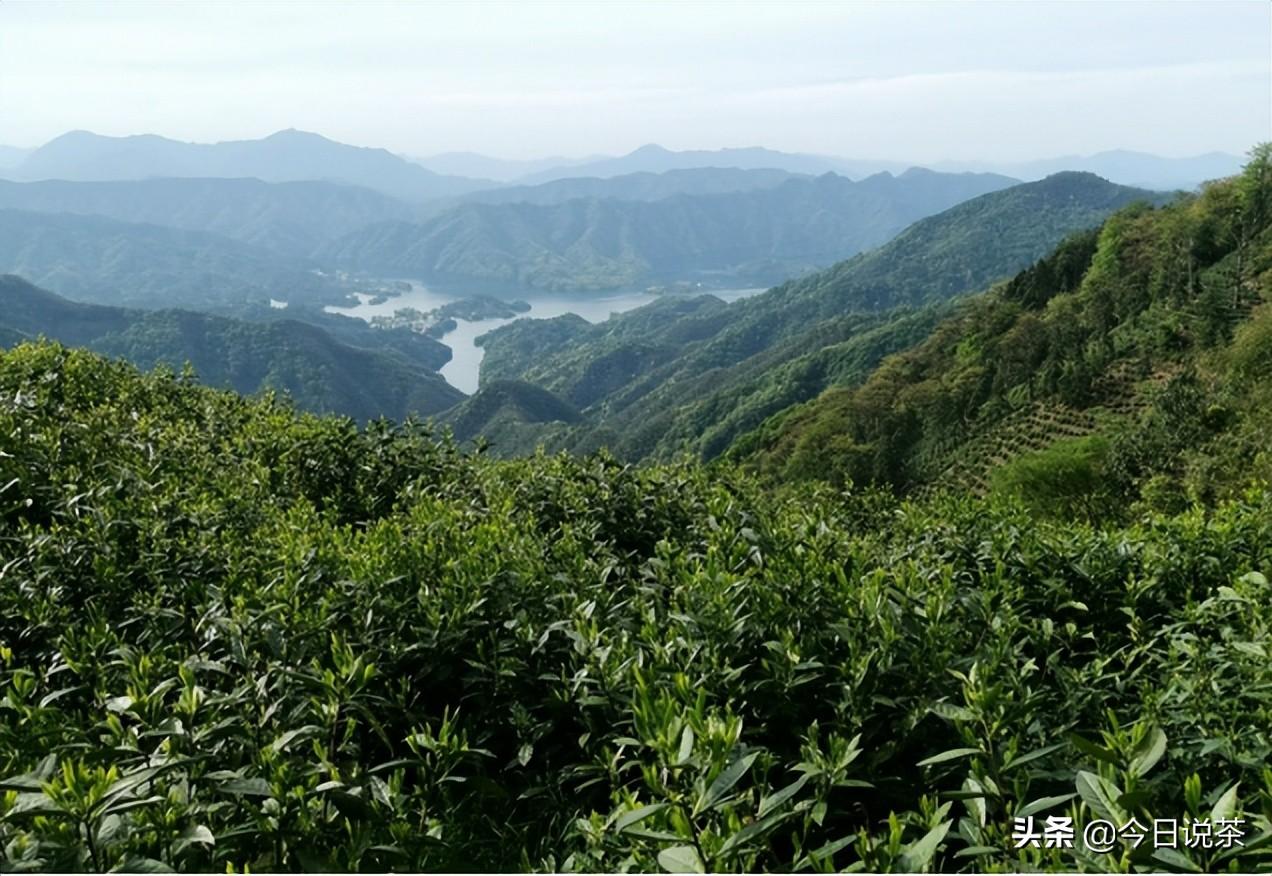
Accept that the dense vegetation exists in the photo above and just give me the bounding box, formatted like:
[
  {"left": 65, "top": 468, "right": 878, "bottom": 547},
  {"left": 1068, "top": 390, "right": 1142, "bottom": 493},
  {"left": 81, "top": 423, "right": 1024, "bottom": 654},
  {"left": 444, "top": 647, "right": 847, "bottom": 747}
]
[
  {"left": 1, "top": 340, "right": 1270, "bottom": 873},
  {"left": 734, "top": 148, "right": 1272, "bottom": 514},
  {"left": 325, "top": 170, "right": 1015, "bottom": 292},
  {"left": 3, "top": 125, "right": 1269, "bottom": 873},
  {"left": 466, "top": 173, "right": 1159, "bottom": 459},
  {"left": 0, "top": 276, "right": 463, "bottom": 421}
]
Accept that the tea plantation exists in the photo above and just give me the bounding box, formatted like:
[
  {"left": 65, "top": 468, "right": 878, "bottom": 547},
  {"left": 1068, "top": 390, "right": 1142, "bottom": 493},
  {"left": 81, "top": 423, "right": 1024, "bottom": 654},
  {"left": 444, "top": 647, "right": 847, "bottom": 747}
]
[{"left": 1, "top": 342, "right": 1269, "bottom": 871}]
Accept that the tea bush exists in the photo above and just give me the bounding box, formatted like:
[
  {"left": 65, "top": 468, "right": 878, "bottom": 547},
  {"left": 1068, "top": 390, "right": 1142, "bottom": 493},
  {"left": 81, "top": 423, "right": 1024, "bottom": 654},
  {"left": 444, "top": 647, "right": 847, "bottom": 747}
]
[{"left": 1, "top": 342, "right": 1270, "bottom": 871}]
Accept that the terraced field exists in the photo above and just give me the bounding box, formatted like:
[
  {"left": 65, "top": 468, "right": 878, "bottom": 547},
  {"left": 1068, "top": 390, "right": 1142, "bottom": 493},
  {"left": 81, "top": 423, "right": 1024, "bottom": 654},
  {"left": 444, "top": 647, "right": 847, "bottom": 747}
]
[{"left": 927, "top": 360, "right": 1172, "bottom": 496}]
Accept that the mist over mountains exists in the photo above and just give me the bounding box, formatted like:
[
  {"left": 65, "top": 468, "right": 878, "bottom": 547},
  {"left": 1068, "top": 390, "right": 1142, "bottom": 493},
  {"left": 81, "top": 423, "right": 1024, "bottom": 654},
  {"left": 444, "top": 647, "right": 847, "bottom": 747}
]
[
  {"left": 323, "top": 168, "right": 1018, "bottom": 291},
  {"left": 0, "top": 122, "right": 1248, "bottom": 435},
  {"left": 415, "top": 141, "right": 1242, "bottom": 191},
  {"left": 1, "top": 129, "right": 1243, "bottom": 194},
  {"left": 3, "top": 129, "right": 494, "bottom": 201}
]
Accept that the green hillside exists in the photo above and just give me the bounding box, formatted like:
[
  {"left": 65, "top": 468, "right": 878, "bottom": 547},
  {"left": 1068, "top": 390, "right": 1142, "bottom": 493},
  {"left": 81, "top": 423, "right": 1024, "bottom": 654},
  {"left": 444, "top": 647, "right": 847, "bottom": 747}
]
[
  {"left": 0, "top": 208, "right": 343, "bottom": 310},
  {"left": 0, "top": 177, "right": 417, "bottom": 257},
  {"left": 326, "top": 170, "right": 1017, "bottom": 292},
  {"left": 734, "top": 148, "right": 1272, "bottom": 515},
  {"left": 0, "top": 275, "right": 463, "bottom": 420},
  {"left": 772, "top": 171, "right": 1168, "bottom": 319},
  {"left": 471, "top": 173, "right": 1161, "bottom": 460},
  {"left": 0, "top": 339, "right": 1269, "bottom": 872},
  {"left": 442, "top": 378, "right": 583, "bottom": 446}
]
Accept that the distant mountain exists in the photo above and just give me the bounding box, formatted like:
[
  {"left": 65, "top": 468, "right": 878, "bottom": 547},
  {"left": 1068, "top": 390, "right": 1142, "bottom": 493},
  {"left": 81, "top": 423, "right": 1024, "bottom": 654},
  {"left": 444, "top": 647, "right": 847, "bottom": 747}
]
[
  {"left": 0, "top": 208, "right": 342, "bottom": 309},
  {"left": 934, "top": 150, "right": 1243, "bottom": 191},
  {"left": 327, "top": 169, "right": 1018, "bottom": 292},
  {"left": 511, "top": 143, "right": 1242, "bottom": 190},
  {"left": 0, "top": 274, "right": 464, "bottom": 420},
  {"left": 0, "top": 145, "right": 30, "bottom": 169},
  {"left": 513, "top": 144, "right": 918, "bottom": 183},
  {"left": 410, "top": 151, "right": 604, "bottom": 182},
  {"left": 470, "top": 172, "right": 1169, "bottom": 460},
  {"left": 8, "top": 130, "right": 495, "bottom": 202},
  {"left": 460, "top": 167, "right": 802, "bottom": 206},
  {"left": 0, "top": 177, "right": 417, "bottom": 258}
]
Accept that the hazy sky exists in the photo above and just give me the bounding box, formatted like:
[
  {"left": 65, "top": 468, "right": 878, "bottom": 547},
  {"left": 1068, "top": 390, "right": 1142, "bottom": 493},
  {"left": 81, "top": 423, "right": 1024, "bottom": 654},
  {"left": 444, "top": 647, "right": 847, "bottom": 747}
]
[{"left": 1, "top": 1, "right": 1268, "bottom": 161}]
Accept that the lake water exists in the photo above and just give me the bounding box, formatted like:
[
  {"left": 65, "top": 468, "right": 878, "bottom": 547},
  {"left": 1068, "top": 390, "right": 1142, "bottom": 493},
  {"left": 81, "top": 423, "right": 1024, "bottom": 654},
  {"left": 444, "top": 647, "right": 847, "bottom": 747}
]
[{"left": 324, "top": 281, "right": 766, "bottom": 394}]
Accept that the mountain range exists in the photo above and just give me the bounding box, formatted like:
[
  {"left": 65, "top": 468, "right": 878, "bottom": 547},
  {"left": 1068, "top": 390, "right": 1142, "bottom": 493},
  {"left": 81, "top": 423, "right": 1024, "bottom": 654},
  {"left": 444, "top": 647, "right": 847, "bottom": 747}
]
[
  {"left": 408, "top": 151, "right": 604, "bottom": 182},
  {"left": 457, "top": 166, "right": 804, "bottom": 205},
  {"left": 6, "top": 130, "right": 1242, "bottom": 198},
  {"left": 931, "top": 149, "right": 1244, "bottom": 191},
  {"left": 453, "top": 172, "right": 1168, "bottom": 457},
  {"left": 0, "top": 207, "right": 343, "bottom": 310},
  {"left": 324, "top": 168, "right": 1018, "bottom": 291},
  {"left": 413, "top": 142, "right": 1243, "bottom": 191},
  {"left": 732, "top": 152, "right": 1271, "bottom": 498},
  {"left": 3, "top": 129, "right": 495, "bottom": 201},
  {"left": 0, "top": 177, "right": 418, "bottom": 258}
]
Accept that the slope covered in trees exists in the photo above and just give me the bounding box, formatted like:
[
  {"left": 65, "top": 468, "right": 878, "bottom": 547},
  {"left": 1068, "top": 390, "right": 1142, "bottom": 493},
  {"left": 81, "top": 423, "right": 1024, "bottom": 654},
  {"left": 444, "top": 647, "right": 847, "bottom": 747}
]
[
  {"left": 0, "top": 275, "right": 463, "bottom": 420},
  {"left": 325, "top": 170, "right": 1017, "bottom": 292},
  {"left": 770, "top": 171, "right": 1168, "bottom": 320},
  {"left": 469, "top": 173, "right": 1162, "bottom": 460},
  {"left": 0, "top": 209, "right": 344, "bottom": 310},
  {"left": 0, "top": 178, "right": 417, "bottom": 258},
  {"left": 734, "top": 148, "right": 1272, "bottom": 515},
  {"left": 0, "top": 340, "right": 1269, "bottom": 872}
]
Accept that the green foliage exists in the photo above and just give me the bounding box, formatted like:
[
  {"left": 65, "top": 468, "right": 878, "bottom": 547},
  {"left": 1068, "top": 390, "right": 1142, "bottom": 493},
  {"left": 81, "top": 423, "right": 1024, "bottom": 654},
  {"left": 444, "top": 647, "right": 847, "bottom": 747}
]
[
  {"left": 1228, "top": 304, "right": 1272, "bottom": 383},
  {"left": 989, "top": 435, "right": 1111, "bottom": 520},
  {"left": 471, "top": 174, "right": 1160, "bottom": 464},
  {"left": 776, "top": 172, "right": 1166, "bottom": 319},
  {"left": 2, "top": 341, "right": 1271, "bottom": 872},
  {"left": 734, "top": 153, "right": 1272, "bottom": 507}
]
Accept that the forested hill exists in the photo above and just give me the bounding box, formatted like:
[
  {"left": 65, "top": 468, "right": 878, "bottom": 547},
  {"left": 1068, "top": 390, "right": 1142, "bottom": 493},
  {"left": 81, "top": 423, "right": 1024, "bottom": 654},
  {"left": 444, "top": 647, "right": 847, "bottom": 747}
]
[
  {"left": 0, "top": 208, "right": 343, "bottom": 310},
  {"left": 733, "top": 147, "right": 1272, "bottom": 514},
  {"left": 464, "top": 172, "right": 1163, "bottom": 461},
  {"left": 0, "top": 177, "right": 417, "bottom": 257},
  {"left": 771, "top": 171, "right": 1168, "bottom": 319},
  {"left": 324, "top": 169, "right": 1017, "bottom": 292},
  {"left": 0, "top": 275, "right": 464, "bottom": 420}
]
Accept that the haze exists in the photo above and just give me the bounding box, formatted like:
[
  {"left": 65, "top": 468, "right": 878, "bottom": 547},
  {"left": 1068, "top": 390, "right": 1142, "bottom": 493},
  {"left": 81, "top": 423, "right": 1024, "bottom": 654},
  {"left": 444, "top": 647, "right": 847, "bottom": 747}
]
[{"left": 1, "top": 0, "right": 1267, "bottom": 163}]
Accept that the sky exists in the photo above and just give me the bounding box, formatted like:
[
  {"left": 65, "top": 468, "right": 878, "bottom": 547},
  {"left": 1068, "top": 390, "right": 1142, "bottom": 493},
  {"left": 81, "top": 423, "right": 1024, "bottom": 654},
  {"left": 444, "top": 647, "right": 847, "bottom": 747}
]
[{"left": 0, "top": 0, "right": 1268, "bottom": 162}]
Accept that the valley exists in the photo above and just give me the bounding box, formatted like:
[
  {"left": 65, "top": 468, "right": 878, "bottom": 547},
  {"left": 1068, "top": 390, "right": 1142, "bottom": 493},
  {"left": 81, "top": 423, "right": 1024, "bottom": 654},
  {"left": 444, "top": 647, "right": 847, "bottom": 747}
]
[{"left": 321, "top": 279, "right": 766, "bottom": 393}]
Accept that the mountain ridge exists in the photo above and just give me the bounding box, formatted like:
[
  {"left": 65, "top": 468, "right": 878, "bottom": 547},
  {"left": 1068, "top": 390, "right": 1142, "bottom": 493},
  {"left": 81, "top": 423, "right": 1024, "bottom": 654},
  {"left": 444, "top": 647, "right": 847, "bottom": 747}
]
[
  {"left": 0, "top": 176, "right": 418, "bottom": 257},
  {"left": 326, "top": 169, "right": 1019, "bottom": 292},
  {"left": 0, "top": 274, "right": 464, "bottom": 420},
  {"left": 7, "top": 129, "right": 496, "bottom": 202},
  {"left": 468, "top": 172, "right": 1168, "bottom": 460}
]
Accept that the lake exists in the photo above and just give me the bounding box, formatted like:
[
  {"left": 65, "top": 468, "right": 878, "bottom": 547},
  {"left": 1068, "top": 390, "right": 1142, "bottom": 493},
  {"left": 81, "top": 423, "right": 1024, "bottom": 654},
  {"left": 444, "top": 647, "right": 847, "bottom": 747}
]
[{"left": 324, "top": 281, "right": 766, "bottom": 394}]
